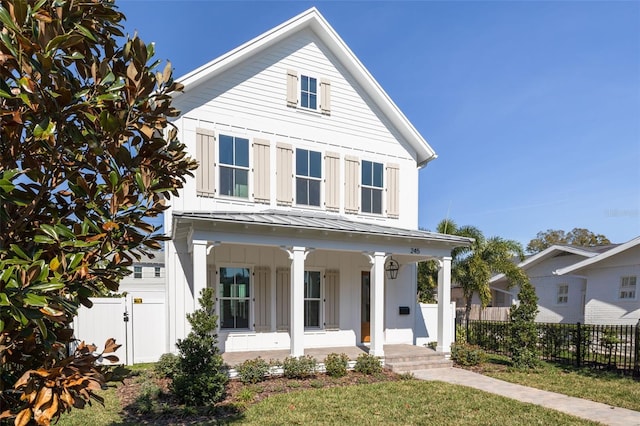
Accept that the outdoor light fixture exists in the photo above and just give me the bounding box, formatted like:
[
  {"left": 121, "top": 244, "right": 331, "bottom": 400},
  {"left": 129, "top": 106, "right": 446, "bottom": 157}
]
[{"left": 385, "top": 256, "right": 399, "bottom": 280}]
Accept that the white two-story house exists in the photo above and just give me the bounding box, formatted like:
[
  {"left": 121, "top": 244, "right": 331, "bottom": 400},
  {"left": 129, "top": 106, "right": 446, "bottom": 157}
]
[{"left": 165, "top": 8, "right": 470, "bottom": 358}]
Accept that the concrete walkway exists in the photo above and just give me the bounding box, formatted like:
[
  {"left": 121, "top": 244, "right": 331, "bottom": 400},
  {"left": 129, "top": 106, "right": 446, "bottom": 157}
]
[{"left": 413, "top": 367, "right": 640, "bottom": 426}]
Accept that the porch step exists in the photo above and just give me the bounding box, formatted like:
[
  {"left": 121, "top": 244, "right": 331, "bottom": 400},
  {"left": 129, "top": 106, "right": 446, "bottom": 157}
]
[{"left": 384, "top": 349, "right": 452, "bottom": 373}]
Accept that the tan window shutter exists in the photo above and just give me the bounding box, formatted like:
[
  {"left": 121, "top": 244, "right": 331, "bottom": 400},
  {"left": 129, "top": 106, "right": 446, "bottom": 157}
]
[
  {"left": 276, "top": 267, "right": 290, "bottom": 331},
  {"left": 344, "top": 156, "right": 360, "bottom": 214},
  {"left": 286, "top": 69, "right": 298, "bottom": 107},
  {"left": 386, "top": 163, "right": 400, "bottom": 218},
  {"left": 196, "top": 128, "right": 216, "bottom": 197},
  {"left": 320, "top": 79, "right": 331, "bottom": 115},
  {"left": 276, "top": 142, "right": 293, "bottom": 206},
  {"left": 253, "top": 138, "right": 271, "bottom": 204},
  {"left": 324, "top": 152, "right": 340, "bottom": 212},
  {"left": 253, "top": 266, "right": 271, "bottom": 332},
  {"left": 324, "top": 270, "right": 340, "bottom": 329}
]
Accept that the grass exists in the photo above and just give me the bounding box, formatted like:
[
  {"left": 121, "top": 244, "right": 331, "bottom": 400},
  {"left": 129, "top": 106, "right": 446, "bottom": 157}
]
[
  {"left": 239, "top": 380, "right": 597, "bottom": 425},
  {"left": 480, "top": 354, "right": 640, "bottom": 412},
  {"left": 56, "top": 385, "right": 122, "bottom": 426}
]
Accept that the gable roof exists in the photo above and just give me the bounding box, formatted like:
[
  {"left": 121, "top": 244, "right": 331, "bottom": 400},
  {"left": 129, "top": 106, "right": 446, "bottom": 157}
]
[
  {"left": 489, "top": 245, "right": 597, "bottom": 284},
  {"left": 175, "top": 7, "right": 437, "bottom": 167},
  {"left": 554, "top": 236, "right": 640, "bottom": 276}
]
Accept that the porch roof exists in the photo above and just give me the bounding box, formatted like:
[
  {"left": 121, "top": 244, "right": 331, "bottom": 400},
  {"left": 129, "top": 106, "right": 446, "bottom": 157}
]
[{"left": 172, "top": 210, "right": 473, "bottom": 247}]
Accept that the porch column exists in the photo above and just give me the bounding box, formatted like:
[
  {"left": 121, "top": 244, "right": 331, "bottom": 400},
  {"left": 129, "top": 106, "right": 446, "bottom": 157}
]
[
  {"left": 369, "top": 252, "right": 386, "bottom": 357},
  {"left": 287, "top": 246, "right": 307, "bottom": 357},
  {"left": 437, "top": 256, "right": 452, "bottom": 353},
  {"left": 192, "top": 239, "right": 208, "bottom": 310}
]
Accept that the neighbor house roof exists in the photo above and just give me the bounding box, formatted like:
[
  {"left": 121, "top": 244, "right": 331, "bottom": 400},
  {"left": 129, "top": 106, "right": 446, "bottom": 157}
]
[
  {"left": 489, "top": 245, "right": 598, "bottom": 284},
  {"left": 175, "top": 7, "right": 436, "bottom": 167},
  {"left": 172, "top": 210, "right": 473, "bottom": 247},
  {"left": 554, "top": 236, "right": 640, "bottom": 276}
]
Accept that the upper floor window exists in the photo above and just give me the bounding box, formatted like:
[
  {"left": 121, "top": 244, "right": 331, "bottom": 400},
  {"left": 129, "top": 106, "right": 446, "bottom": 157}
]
[
  {"left": 219, "top": 134, "right": 249, "bottom": 198},
  {"left": 296, "top": 149, "right": 321, "bottom": 206},
  {"left": 154, "top": 267, "right": 161, "bottom": 278},
  {"left": 133, "top": 266, "right": 142, "bottom": 279},
  {"left": 361, "top": 160, "right": 383, "bottom": 214},
  {"left": 219, "top": 267, "right": 250, "bottom": 329},
  {"left": 557, "top": 284, "right": 568, "bottom": 304},
  {"left": 619, "top": 276, "right": 637, "bottom": 300},
  {"left": 304, "top": 271, "right": 322, "bottom": 328},
  {"left": 300, "top": 75, "right": 317, "bottom": 110}
]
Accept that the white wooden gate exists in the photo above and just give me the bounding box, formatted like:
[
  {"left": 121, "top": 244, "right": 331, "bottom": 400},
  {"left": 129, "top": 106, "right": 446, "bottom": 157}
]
[{"left": 73, "top": 295, "right": 166, "bottom": 365}]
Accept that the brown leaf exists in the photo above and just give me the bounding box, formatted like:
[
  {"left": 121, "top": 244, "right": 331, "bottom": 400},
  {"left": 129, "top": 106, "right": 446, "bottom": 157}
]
[
  {"left": 103, "top": 338, "right": 120, "bottom": 354},
  {"left": 15, "top": 408, "right": 32, "bottom": 426}
]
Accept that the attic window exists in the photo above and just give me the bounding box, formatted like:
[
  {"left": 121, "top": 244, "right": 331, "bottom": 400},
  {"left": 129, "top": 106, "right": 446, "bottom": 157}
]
[{"left": 300, "top": 75, "right": 317, "bottom": 110}]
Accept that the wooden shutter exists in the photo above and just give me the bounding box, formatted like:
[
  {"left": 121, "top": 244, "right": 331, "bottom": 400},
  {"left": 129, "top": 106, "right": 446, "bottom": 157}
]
[
  {"left": 324, "top": 270, "right": 340, "bottom": 329},
  {"left": 196, "top": 128, "right": 215, "bottom": 197},
  {"left": 286, "top": 69, "right": 298, "bottom": 107},
  {"left": 344, "top": 156, "right": 359, "bottom": 214},
  {"left": 276, "top": 143, "right": 293, "bottom": 206},
  {"left": 253, "top": 138, "right": 271, "bottom": 204},
  {"left": 253, "top": 266, "right": 271, "bottom": 332},
  {"left": 324, "top": 152, "right": 340, "bottom": 212},
  {"left": 276, "top": 267, "right": 290, "bottom": 331},
  {"left": 386, "top": 163, "right": 400, "bottom": 218},
  {"left": 320, "top": 79, "right": 331, "bottom": 115}
]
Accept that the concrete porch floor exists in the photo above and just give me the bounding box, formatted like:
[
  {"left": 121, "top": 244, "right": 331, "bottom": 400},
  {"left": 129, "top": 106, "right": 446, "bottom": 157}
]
[{"left": 222, "top": 344, "right": 436, "bottom": 366}]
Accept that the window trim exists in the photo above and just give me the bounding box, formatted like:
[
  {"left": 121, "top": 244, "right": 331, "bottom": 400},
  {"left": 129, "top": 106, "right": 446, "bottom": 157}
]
[
  {"left": 218, "top": 265, "right": 252, "bottom": 330},
  {"left": 361, "top": 160, "right": 384, "bottom": 215},
  {"left": 556, "top": 283, "right": 569, "bottom": 305},
  {"left": 218, "top": 134, "right": 250, "bottom": 199},
  {"left": 619, "top": 276, "right": 637, "bottom": 301},
  {"left": 299, "top": 73, "right": 319, "bottom": 111},
  {"left": 303, "top": 269, "right": 323, "bottom": 329},
  {"left": 295, "top": 148, "right": 322, "bottom": 207}
]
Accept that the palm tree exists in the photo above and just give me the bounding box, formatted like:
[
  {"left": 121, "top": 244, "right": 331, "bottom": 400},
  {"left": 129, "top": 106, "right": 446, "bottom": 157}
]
[{"left": 436, "top": 219, "right": 528, "bottom": 324}]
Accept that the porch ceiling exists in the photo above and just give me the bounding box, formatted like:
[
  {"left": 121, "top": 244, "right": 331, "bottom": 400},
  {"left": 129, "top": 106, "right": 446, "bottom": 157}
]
[{"left": 173, "top": 210, "right": 472, "bottom": 252}]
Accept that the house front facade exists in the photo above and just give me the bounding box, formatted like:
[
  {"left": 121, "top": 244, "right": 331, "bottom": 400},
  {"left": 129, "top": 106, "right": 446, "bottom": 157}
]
[{"left": 165, "top": 8, "right": 470, "bottom": 358}]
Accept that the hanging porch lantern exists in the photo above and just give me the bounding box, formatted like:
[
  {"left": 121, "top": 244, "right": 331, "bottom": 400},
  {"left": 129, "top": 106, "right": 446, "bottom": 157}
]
[{"left": 385, "top": 256, "right": 399, "bottom": 280}]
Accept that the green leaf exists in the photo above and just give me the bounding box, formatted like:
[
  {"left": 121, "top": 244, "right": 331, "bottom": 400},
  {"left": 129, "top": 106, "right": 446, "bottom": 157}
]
[
  {"left": 74, "top": 23, "right": 97, "bottom": 41},
  {"left": 0, "top": 292, "right": 10, "bottom": 306},
  {"left": 68, "top": 253, "right": 84, "bottom": 270},
  {"left": 10, "top": 244, "right": 30, "bottom": 261},
  {"left": 40, "top": 224, "right": 58, "bottom": 240},
  {"left": 28, "top": 282, "right": 64, "bottom": 292},
  {"left": 24, "top": 293, "right": 48, "bottom": 307}
]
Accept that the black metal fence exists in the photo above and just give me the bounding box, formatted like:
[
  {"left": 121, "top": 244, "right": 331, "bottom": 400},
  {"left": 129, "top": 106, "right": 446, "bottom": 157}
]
[{"left": 461, "top": 320, "right": 640, "bottom": 376}]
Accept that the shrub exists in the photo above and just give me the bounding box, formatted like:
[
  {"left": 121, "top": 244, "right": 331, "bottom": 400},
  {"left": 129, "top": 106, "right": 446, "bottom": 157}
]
[
  {"left": 451, "top": 342, "right": 486, "bottom": 366},
  {"left": 172, "top": 288, "right": 228, "bottom": 406},
  {"left": 155, "top": 353, "right": 180, "bottom": 379},
  {"left": 324, "top": 353, "right": 349, "bottom": 378},
  {"left": 354, "top": 353, "right": 382, "bottom": 375},
  {"left": 282, "top": 355, "right": 317, "bottom": 379},
  {"left": 509, "top": 280, "right": 540, "bottom": 369},
  {"left": 236, "top": 357, "right": 270, "bottom": 384}
]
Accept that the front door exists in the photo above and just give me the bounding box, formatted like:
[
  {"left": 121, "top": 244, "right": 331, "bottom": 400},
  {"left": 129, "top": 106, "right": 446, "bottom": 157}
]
[{"left": 361, "top": 271, "right": 370, "bottom": 343}]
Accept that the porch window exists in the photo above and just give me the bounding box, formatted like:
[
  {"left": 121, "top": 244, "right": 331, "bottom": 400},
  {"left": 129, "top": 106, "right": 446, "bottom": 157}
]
[
  {"left": 219, "top": 134, "right": 249, "bottom": 198},
  {"left": 296, "top": 149, "right": 321, "bottom": 206},
  {"left": 556, "top": 284, "right": 568, "bottom": 304},
  {"left": 619, "top": 276, "right": 637, "bottom": 300},
  {"left": 304, "top": 271, "right": 321, "bottom": 328},
  {"left": 219, "top": 267, "right": 250, "bottom": 329},
  {"left": 361, "top": 160, "right": 383, "bottom": 214}
]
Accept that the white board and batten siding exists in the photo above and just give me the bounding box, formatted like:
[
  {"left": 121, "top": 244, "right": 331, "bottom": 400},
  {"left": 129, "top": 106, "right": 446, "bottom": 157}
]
[{"left": 168, "top": 27, "right": 420, "bottom": 231}]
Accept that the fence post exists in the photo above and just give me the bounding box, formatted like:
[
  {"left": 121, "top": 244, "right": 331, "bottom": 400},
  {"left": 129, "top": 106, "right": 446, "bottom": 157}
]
[
  {"left": 576, "top": 322, "right": 582, "bottom": 368},
  {"left": 634, "top": 320, "right": 640, "bottom": 378}
]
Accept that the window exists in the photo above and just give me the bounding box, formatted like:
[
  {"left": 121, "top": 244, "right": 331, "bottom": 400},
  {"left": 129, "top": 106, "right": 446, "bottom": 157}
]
[
  {"left": 361, "top": 160, "right": 383, "bottom": 214},
  {"left": 219, "top": 134, "right": 249, "bottom": 198},
  {"left": 300, "top": 75, "right": 317, "bottom": 110},
  {"left": 134, "top": 266, "right": 142, "bottom": 279},
  {"left": 557, "top": 284, "right": 568, "bottom": 304},
  {"left": 619, "top": 276, "right": 637, "bottom": 300},
  {"left": 304, "top": 271, "right": 321, "bottom": 328},
  {"left": 154, "top": 267, "right": 161, "bottom": 278},
  {"left": 296, "top": 149, "right": 321, "bottom": 206},
  {"left": 219, "top": 267, "right": 250, "bottom": 329}
]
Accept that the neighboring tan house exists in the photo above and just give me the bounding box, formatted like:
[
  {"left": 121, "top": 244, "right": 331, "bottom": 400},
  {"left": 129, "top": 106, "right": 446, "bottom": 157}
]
[
  {"left": 164, "top": 8, "right": 470, "bottom": 358},
  {"left": 489, "top": 237, "right": 640, "bottom": 325},
  {"left": 555, "top": 236, "right": 640, "bottom": 325}
]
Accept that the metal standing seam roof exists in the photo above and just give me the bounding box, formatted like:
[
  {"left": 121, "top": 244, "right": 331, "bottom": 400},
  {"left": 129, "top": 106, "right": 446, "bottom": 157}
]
[{"left": 172, "top": 210, "right": 473, "bottom": 246}]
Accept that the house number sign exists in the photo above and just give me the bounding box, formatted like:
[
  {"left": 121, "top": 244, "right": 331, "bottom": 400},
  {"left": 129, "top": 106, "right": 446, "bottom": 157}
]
[{"left": 410, "top": 248, "right": 421, "bottom": 254}]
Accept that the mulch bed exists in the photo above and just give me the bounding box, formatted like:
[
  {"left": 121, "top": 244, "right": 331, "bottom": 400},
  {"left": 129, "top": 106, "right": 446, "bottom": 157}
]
[{"left": 116, "top": 368, "right": 400, "bottom": 425}]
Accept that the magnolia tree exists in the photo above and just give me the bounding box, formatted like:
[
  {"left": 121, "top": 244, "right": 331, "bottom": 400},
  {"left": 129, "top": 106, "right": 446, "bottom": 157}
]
[{"left": 0, "top": 1, "right": 196, "bottom": 424}]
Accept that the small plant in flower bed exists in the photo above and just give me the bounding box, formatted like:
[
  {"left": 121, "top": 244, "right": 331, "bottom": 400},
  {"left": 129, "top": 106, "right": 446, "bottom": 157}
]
[
  {"left": 324, "top": 353, "right": 349, "bottom": 378},
  {"left": 354, "top": 353, "right": 382, "bottom": 375},
  {"left": 154, "top": 353, "right": 180, "bottom": 379},
  {"left": 236, "top": 357, "right": 271, "bottom": 384},
  {"left": 282, "top": 355, "right": 317, "bottom": 379},
  {"left": 451, "top": 342, "right": 487, "bottom": 366}
]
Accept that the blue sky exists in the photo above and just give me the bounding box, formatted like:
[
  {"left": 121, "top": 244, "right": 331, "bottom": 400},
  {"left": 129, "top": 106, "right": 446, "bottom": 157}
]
[{"left": 118, "top": 0, "right": 640, "bottom": 247}]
